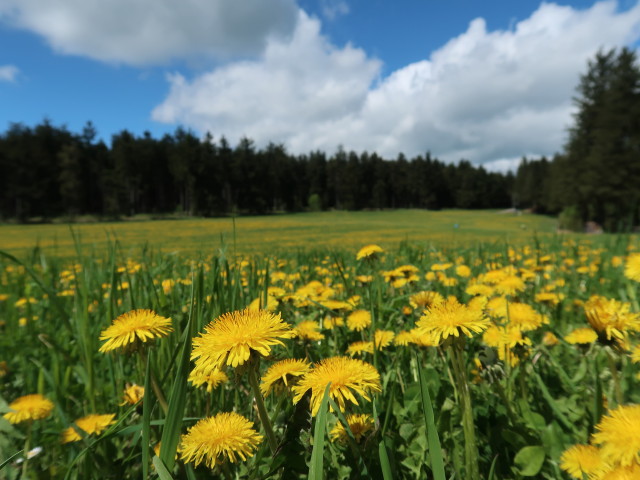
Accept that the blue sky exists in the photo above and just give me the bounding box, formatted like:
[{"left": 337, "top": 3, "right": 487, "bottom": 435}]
[{"left": 2, "top": 0, "right": 640, "bottom": 171}]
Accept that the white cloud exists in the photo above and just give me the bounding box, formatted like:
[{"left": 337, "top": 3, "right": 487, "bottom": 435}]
[
  {"left": 321, "top": 0, "right": 349, "bottom": 21},
  {"left": 0, "top": 0, "right": 298, "bottom": 65},
  {"left": 153, "top": 1, "right": 640, "bottom": 168},
  {"left": 0, "top": 64, "right": 19, "bottom": 82}
]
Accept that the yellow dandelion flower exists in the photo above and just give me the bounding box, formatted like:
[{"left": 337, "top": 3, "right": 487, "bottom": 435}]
[
  {"left": 482, "top": 325, "right": 503, "bottom": 348},
  {"left": 592, "top": 404, "right": 640, "bottom": 467},
  {"left": 408, "top": 328, "right": 440, "bottom": 347},
  {"left": 560, "top": 444, "right": 608, "bottom": 479},
  {"left": 329, "top": 414, "right": 375, "bottom": 444},
  {"left": 631, "top": 345, "right": 640, "bottom": 363},
  {"left": 466, "top": 283, "right": 494, "bottom": 297},
  {"left": 191, "top": 308, "right": 294, "bottom": 374},
  {"left": 61, "top": 414, "right": 116, "bottom": 443},
  {"left": 347, "top": 310, "right": 372, "bottom": 332},
  {"left": 294, "top": 320, "right": 325, "bottom": 341},
  {"left": 455, "top": 265, "right": 472, "bottom": 278},
  {"left": 504, "top": 303, "right": 549, "bottom": 331},
  {"left": 178, "top": 412, "right": 263, "bottom": 469},
  {"left": 356, "top": 245, "right": 384, "bottom": 260},
  {"left": 120, "top": 384, "right": 144, "bottom": 405},
  {"left": 188, "top": 369, "right": 229, "bottom": 393},
  {"left": 374, "top": 330, "right": 395, "bottom": 349},
  {"left": 415, "top": 297, "right": 490, "bottom": 344},
  {"left": 542, "top": 331, "right": 559, "bottom": 347},
  {"left": 260, "top": 359, "right": 311, "bottom": 396},
  {"left": 494, "top": 276, "right": 526, "bottom": 296},
  {"left": 3, "top": 394, "right": 54, "bottom": 424},
  {"left": 535, "top": 291, "right": 564, "bottom": 306},
  {"left": 324, "top": 316, "right": 345, "bottom": 329},
  {"left": 600, "top": 464, "right": 640, "bottom": 479},
  {"left": 584, "top": 296, "right": 640, "bottom": 340},
  {"left": 624, "top": 253, "right": 640, "bottom": 282},
  {"left": 248, "top": 295, "right": 279, "bottom": 312},
  {"left": 292, "top": 357, "right": 381, "bottom": 416},
  {"left": 393, "top": 330, "right": 415, "bottom": 346},
  {"left": 409, "top": 291, "right": 444, "bottom": 311},
  {"left": 347, "top": 341, "right": 374, "bottom": 356},
  {"left": 565, "top": 327, "right": 598, "bottom": 345},
  {"left": 99, "top": 309, "right": 173, "bottom": 353}
]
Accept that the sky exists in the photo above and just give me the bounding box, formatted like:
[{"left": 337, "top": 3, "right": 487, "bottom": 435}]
[{"left": 2, "top": 1, "right": 640, "bottom": 172}]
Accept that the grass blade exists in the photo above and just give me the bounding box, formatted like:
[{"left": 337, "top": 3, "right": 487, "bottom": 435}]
[
  {"left": 416, "top": 353, "right": 446, "bottom": 480},
  {"left": 142, "top": 349, "right": 154, "bottom": 480},
  {"left": 309, "top": 384, "right": 331, "bottom": 480},
  {"left": 152, "top": 455, "right": 175, "bottom": 480}
]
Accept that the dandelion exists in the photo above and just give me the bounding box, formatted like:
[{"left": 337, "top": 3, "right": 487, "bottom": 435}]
[
  {"left": 560, "top": 444, "right": 608, "bottom": 479},
  {"left": 188, "top": 369, "right": 229, "bottom": 393},
  {"left": 374, "top": 330, "right": 395, "bottom": 349},
  {"left": 120, "top": 384, "right": 144, "bottom": 405},
  {"left": 565, "top": 328, "right": 598, "bottom": 345},
  {"left": 178, "top": 412, "right": 263, "bottom": 469},
  {"left": 294, "top": 320, "right": 325, "bottom": 341},
  {"left": 542, "top": 331, "right": 559, "bottom": 347},
  {"left": 329, "top": 414, "right": 375, "bottom": 444},
  {"left": 191, "top": 308, "right": 294, "bottom": 374},
  {"left": 3, "top": 394, "right": 54, "bottom": 424},
  {"left": 584, "top": 296, "right": 640, "bottom": 340},
  {"left": 99, "top": 309, "right": 173, "bottom": 353},
  {"left": 347, "top": 341, "right": 374, "bottom": 356},
  {"left": 415, "top": 296, "right": 490, "bottom": 344},
  {"left": 592, "top": 404, "right": 640, "bottom": 467},
  {"left": 409, "top": 291, "right": 444, "bottom": 311},
  {"left": 624, "top": 253, "right": 640, "bottom": 282},
  {"left": 61, "top": 414, "right": 116, "bottom": 443},
  {"left": 356, "top": 244, "right": 383, "bottom": 260},
  {"left": 293, "top": 356, "right": 381, "bottom": 416},
  {"left": 260, "top": 358, "right": 311, "bottom": 396},
  {"left": 346, "top": 310, "right": 372, "bottom": 332}
]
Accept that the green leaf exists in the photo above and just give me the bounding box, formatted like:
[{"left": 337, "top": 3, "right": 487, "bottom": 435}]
[
  {"left": 309, "top": 384, "right": 331, "bottom": 480},
  {"left": 152, "top": 455, "right": 175, "bottom": 480},
  {"left": 416, "top": 353, "right": 446, "bottom": 480},
  {"left": 514, "top": 446, "right": 545, "bottom": 476}
]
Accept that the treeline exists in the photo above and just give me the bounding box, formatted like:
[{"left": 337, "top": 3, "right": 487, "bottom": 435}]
[
  {"left": 514, "top": 47, "right": 640, "bottom": 232},
  {"left": 0, "top": 122, "right": 514, "bottom": 221}
]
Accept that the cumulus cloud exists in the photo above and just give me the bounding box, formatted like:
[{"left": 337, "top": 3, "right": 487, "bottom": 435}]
[
  {"left": 0, "top": 0, "right": 298, "bottom": 65},
  {"left": 153, "top": 1, "right": 640, "bottom": 169},
  {"left": 0, "top": 64, "right": 19, "bottom": 82}
]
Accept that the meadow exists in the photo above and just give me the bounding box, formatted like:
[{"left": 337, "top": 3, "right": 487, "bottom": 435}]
[{"left": 1, "top": 210, "right": 639, "bottom": 479}]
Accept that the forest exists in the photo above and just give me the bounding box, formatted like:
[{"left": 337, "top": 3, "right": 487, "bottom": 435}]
[{"left": 1, "top": 48, "right": 639, "bottom": 231}]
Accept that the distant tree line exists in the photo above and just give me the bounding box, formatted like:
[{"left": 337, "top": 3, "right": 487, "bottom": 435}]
[
  {"left": 0, "top": 121, "right": 513, "bottom": 221},
  {"left": 514, "top": 47, "right": 640, "bottom": 232},
  {"left": 2, "top": 48, "right": 639, "bottom": 229}
]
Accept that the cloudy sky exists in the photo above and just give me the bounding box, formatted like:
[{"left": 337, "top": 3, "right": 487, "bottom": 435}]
[{"left": 2, "top": 0, "right": 640, "bottom": 171}]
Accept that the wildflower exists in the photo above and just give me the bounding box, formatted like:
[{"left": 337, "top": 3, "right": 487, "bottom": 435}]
[
  {"left": 560, "top": 444, "right": 608, "bottom": 479},
  {"left": 624, "top": 253, "right": 640, "bottom": 282},
  {"left": 455, "top": 265, "right": 472, "bottom": 277},
  {"left": 178, "top": 412, "right": 263, "bottom": 469},
  {"left": 494, "top": 275, "right": 526, "bottom": 296},
  {"left": 409, "top": 291, "right": 444, "bottom": 311},
  {"left": 120, "top": 384, "right": 144, "bottom": 405},
  {"left": 188, "top": 369, "right": 229, "bottom": 392},
  {"left": 191, "top": 308, "right": 294, "bottom": 374},
  {"left": 324, "top": 316, "right": 345, "bottom": 329},
  {"left": 415, "top": 297, "right": 490, "bottom": 344},
  {"left": 329, "top": 414, "right": 375, "bottom": 444},
  {"left": 565, "top": 328, "right": 598, "bottom": 345},
  {"left": 294, "top": 320, "right": 325, "bottom": 341},
  {"left": 503, "top": 303, "right": 549, "bottom": 331},
  {"left": 248, "top": 295, "right": 279, "bottom": 312},
  {"left": 592, "top": 404, "right": 640, "bottom": 467},
  {"left": 99, "top": 309, "right": 173, "bottom": 353},
  {"left": 542, "top": 331, "right": 559, "bottom": 347},
  {"left": 346, "top": 310, "right": 371, "bottom": 332},
  {"left": 347, "top": 341, "right": 374, "bottom": 356},
  {"left": 61, "top": 414, "right": 116, "bottom": 443},
  {"left": 584, "top": 296, "right": 640, "bottom": 340},
  {"left": 260, "top": 359, "right": 311, "bottom": 396},
  {"left": 3, "top": 394, "right": 54, "bottom": 424},
  {"left": 631, "top": 345, "right": 640, "bottom": 363},
  {"left": 374, "top": 330, "right": 395, "bottom": 349},
  {"left": 393, "top": 330, "right": 415, "bottom": 346},
  {"left": 535, "top": 291, "right": 564, "bottom": 306},
  {"left": 292, "top": 357, "right": 381, "bottom": 416},
  {"left": 356, "top": 245, "right": 383, "bottom": 260}
]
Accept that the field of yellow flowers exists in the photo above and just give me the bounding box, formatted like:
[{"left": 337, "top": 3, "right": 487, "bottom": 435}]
[{"left": 2, "top": 233, "right": 640, "bottom": 479}]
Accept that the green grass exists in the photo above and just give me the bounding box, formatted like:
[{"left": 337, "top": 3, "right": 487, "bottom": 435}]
[{"left": 0, "top": 209, "right": 557, "bottom": 257}]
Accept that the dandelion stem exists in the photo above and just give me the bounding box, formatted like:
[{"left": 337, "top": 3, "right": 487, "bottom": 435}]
[
  {"left": 605, "top": 347, "right": 623, "bottom": 407},
  {"left": 21, "top": 421, "right": 32, "bottom": 480},
  {"left": 450, "top": 340, "right": 480, "bottom": 480},
  {"left": 248, "top": 365, "right": 278, "bottom": 454}
]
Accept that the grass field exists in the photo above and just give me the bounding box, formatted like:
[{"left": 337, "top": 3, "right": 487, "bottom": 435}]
[
  {"left": 0, "top": 209, "right": 558, "bottom": 257},
  {"left": 3, "top": 210, "right": 640, "bottom": 479}
]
